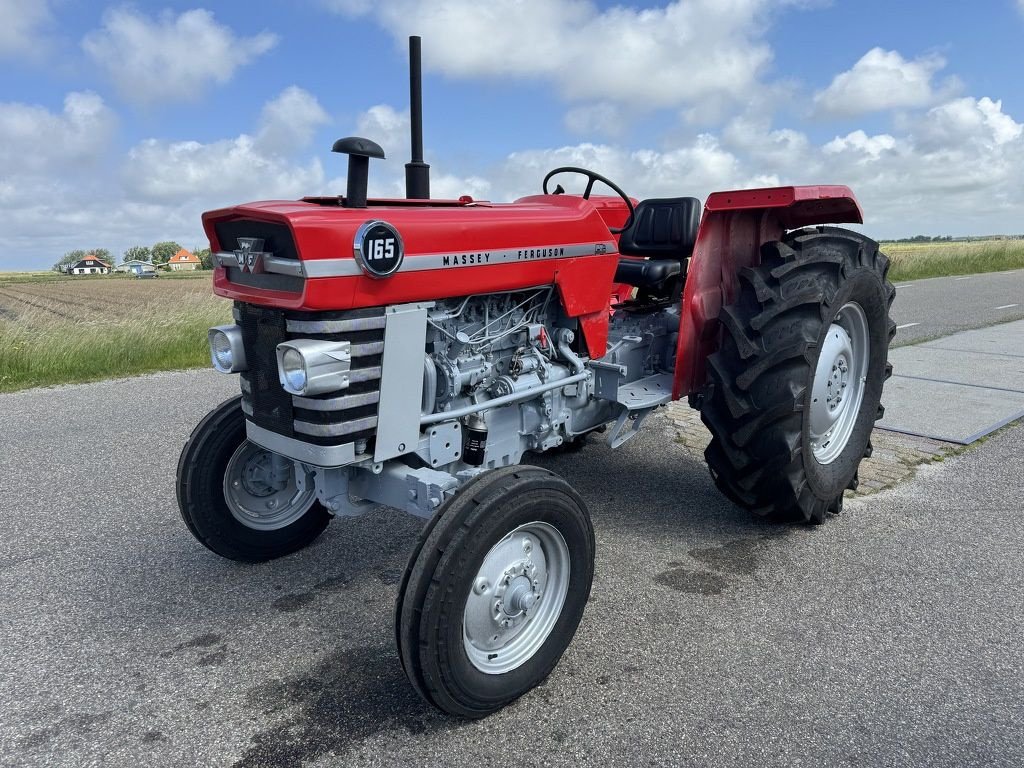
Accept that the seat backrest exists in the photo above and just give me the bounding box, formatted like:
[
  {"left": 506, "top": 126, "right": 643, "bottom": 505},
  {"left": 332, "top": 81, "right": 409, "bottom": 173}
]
[{"left": 618, "top": 197, "right": 701, "bottom": 261}]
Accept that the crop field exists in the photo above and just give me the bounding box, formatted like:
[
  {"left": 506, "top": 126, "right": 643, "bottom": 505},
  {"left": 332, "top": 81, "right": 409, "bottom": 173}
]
[
  {"left": 0, "top": 275, "right": 231, "bottom": 392},
  {"left": 882, "top": 239, "right": 1024, "bottom": 282}
]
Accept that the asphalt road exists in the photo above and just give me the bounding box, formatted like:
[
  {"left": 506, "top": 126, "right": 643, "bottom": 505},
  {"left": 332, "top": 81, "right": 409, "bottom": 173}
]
[
  {"left": 890, "top": 268, "right": 1024, "bottom": 346},
  {"left": 1, "top": 370, "right": 1022, "bottom": 767}
]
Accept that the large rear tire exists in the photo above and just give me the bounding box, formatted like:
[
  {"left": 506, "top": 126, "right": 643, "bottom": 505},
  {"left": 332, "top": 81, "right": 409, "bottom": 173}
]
[
  {"left": 701, "top": 227, "right": 895, "bottom": 523},
  {"left": 396, "top": 466, "right": 595, "bottom": 718},
  {"left": 176, "top": 396, "right": 331, "bottom": 561}
]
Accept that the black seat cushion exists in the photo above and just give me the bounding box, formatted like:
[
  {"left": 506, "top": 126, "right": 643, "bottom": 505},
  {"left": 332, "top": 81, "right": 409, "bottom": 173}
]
[
  {"left": 614, "top": 257, "right": 681, "bottom": 287},
  {"left": 618, "top": 197, "right": 701, "bottom": 260}
]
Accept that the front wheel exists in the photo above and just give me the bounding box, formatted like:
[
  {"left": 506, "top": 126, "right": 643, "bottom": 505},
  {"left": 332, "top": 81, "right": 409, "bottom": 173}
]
[
  {"left": 176, "top": 396, "right": 331, "bottom": 561},
  {"left": 701, "top": 227, "right": 896, "bottom": 523},
  {"left": 396, "top": 466, "right": 595, "bottom": 718}
]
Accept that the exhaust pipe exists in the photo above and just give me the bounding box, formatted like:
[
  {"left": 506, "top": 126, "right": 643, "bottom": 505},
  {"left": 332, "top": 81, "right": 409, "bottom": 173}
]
[{"left": 404, "top": 36, "right": 430, "bottom": 199}]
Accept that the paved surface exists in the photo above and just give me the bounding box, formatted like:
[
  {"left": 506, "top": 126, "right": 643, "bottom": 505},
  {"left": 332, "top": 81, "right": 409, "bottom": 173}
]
[
  {"left": 882, "top": 320, "right": 1024, "bottom": 443},
  {"left": 890, "top": 268, "right": 1024, "bottom": 347},
  {"left": 2, "top": 371, "right": 1022, "bottom": 767}
]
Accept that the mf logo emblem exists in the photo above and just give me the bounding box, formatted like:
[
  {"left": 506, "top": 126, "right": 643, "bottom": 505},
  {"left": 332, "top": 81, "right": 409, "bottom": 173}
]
[
  {"left": 354, "top": 221, "right": 404, "bottom": 279},
  {"left": 234, "top": 238, "right": 268, "bottom": 274}
]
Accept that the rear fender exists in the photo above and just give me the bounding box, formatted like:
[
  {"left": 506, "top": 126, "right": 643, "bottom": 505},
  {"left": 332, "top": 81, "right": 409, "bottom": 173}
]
[{"left": 672, "top": 185, "right": 863, "bottom": 399}]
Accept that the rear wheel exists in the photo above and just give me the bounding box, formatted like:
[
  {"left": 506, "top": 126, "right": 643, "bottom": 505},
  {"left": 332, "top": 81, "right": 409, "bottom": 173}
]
[
  {"left": 396, "top": 466, "right": 595, "bottom": 718},
  {"left": 176, "top": 396, "right": 331, "bottom": 561},
  {"left": 701, "top": 227, "right": 896, "bottom": 523}
]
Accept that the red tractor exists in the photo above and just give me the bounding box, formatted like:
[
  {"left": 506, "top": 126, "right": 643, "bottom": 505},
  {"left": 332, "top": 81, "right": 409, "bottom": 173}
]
[{"left": 177, "top": 38, "right": 895, "bottom": 717}]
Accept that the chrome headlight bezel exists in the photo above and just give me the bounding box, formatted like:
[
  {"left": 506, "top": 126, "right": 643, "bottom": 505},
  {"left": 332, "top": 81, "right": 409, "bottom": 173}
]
[
  {"left": 275, "top": 339, "right": 352, "bottom": 396},
  {"left": 208, "top": 325, "right": 247, "bottom": 373}
]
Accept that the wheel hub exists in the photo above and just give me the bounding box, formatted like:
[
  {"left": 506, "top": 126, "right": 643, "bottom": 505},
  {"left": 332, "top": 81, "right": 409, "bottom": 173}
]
[
  {"left": 493, "top": 562, "right": 541, "bottom": 627},
  {"left": 463, "top": 522, "right": 570, "bottom": 675},
  {"left": 223, "top": 442, "right": 317, "bottom": 531},
  {"left": 808, "top": 302, "right": 870, "bottom": 465}
]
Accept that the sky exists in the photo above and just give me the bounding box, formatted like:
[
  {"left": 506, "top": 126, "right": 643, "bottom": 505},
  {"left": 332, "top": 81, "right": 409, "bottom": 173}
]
[{"left": 2, "top": 0, "right": 1023, "bottom": 271}]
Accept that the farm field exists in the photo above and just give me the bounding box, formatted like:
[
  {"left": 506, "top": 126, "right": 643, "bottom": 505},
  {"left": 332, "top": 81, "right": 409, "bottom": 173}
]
[
  {"left": 882, "top": 238, "right": 1024, "bottom": 282},
  {"left": 0, "top": 275, "right": 231, "bottom": 392}
]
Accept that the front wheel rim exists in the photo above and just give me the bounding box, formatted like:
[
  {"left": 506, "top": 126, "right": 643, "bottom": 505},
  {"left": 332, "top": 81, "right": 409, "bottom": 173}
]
[
  {"left": 462, "top": 521, "right": 571, "bottom": 675},
  {"left": 808, "top": 301, "right": 870, "bottom": 464},
  {"left": 222, "top": 442, "right": 316, "bottom": 530}
]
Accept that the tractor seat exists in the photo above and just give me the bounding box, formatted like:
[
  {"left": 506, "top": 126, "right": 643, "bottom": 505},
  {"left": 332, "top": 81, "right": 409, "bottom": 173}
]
[
  {"left": 614, "top": 196, "right": 701, "bottom": 287},
  {"left": 614, "top": 257, "right": 681, "bottom": 287}
]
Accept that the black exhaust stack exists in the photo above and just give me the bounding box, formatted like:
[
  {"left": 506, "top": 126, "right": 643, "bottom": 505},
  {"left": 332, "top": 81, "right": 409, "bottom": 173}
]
[{"left": 404, "top": 36, "right": 430, "bottom": 200}]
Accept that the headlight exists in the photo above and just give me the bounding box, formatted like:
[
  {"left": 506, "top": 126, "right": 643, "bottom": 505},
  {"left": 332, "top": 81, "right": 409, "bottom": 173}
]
[
  {"left": 276, "top": 339, "right": 351, "bottom": 396},
  {"left": 208, "top": 325, "right": 247, "bottom": 373},
  {"left": 280, "top": 348, "right": 307, "bottom": 392}
]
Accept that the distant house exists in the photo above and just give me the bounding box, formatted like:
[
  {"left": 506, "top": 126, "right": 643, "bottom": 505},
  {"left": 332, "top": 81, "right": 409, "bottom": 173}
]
[
  {"left": 115, "top": 259, "right": 157, "bottom": 276},
  {"left": 166, "top": 249, "right": 201, "bottom": 271},
  {"left": 70, "top": 255, "right": 111, "bottom": 275}
]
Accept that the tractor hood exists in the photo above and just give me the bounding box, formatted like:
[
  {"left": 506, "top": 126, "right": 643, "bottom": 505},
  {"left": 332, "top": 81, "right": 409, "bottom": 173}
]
[{"left": 202, "top": 194, "right": 625, "bottom": 320}]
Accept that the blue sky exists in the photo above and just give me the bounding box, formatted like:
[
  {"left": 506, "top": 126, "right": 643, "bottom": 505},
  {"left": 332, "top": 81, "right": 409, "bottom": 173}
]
[{"left": 2, "top": 0, "right": 1023, "bottom": 270}]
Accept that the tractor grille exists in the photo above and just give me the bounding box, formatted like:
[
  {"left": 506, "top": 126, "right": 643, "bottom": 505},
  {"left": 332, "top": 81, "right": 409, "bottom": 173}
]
[
  {"left": 236, "top": 302, "right": 385, "bottom": 448},
  {"left": 217, "top": 220, "right": 304, "bottom": 293}
]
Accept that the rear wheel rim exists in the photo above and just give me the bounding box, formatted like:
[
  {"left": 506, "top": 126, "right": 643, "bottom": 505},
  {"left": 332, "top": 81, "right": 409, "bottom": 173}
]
[
  {"left": 462, "top": 521, "right": 570, "bottom": 675},
  {"left": 222, "top": 442, "right": 316, "bottom": 530},
  {"left": 809, "top": 301, "right": 870, "bottom": 464}
]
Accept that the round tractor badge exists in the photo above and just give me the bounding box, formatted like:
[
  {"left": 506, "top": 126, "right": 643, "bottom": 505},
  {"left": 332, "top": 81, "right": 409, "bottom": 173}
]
[{"left": 354, "top": 220, "right": 404, "bottom": 278}]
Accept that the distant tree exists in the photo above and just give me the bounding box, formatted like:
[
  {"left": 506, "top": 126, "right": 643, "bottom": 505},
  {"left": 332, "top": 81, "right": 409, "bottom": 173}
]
[
  {"left": 91, "top": 248, "right": 112, "bottom": 264},
  {"left": 194, "top": 247, "right": 214, "bottom": 270},
  {"left": 151, "top": 241, "right": 182, "bottom": 264},
  {"left": 53, "top": 249, "right": 87, "bottom": 272},
  {"left": 122, "top": 245, "right": 152, "bottom": 264}
]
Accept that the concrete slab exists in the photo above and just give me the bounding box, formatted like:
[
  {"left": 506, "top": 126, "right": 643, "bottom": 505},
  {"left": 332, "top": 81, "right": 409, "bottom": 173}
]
[
  {"left": 888, "top": 346, "right": 1024, "bottom": 392},
  {"left": 921, "top": 321, "right": 1024, "bottom": 358},
  {"left": 879, "top": 377, "right": 1024, "bottom": 443},
  {"left": 878, "top": 319, "right": 1024, "bottom": 443}
]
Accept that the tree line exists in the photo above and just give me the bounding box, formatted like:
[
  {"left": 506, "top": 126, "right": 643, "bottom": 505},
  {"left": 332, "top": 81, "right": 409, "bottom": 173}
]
[{"left": 53, "top": 242, "right": 214, "bottom": 271}]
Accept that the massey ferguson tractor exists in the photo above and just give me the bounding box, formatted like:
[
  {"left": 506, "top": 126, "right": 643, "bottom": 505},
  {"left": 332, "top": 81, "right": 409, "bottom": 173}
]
[{"left": 177, "top": 38, "right": 895, "bottom": 718}]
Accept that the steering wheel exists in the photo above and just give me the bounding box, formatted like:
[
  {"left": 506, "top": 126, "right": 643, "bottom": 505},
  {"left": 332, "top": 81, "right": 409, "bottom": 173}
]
[{"left": 542, "top": 166, "right": 636, "bottom": 234}]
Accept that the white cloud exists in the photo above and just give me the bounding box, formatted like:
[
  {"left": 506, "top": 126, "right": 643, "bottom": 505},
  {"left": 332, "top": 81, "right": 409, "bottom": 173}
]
[
  {"left": 327, "top": 0, "right": 778, "bottom": 110},
  {"left": 564, "top": 103, "right": 626, "bottom": 139},
  {"left": 5, "top": 85, "right": 1024, "bottom": 272},
  {"left": 0, "top": 89, "right": 331, "bottom": 271},
  {"left": 915, "top": 96, "right": 1023, "bottom": 149},
  {"left": 814, "top": 48, "right": 955, "bottom": 117},
  {"left": 355, "top": 105, "right": 411, "bottom": 160},
  {"left": 125, "top": 87, "right": 331, "bottom": 202},
  {"left": 254, "top": 87, "right": 330, "bottom": 155},
  {"left": 0, "top": 92, "right": 117, "bottom": 174},
  {"left": 82, "top": 8, "right": 277, "bottom": 106},
  {"left": 824, "top": 130, "right": 898, "bottom": 160},
  {"left": 125, "top": 137, "right": 326, "bottom": 203},
  {"left": 0, "top": 0, "right": 52, "bottom": 57}
]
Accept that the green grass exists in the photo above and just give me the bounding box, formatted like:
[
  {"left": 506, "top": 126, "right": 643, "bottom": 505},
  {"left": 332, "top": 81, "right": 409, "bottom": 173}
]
[
  {"left": 0, "top": 277, "right": 230, "bottom": 392},
  {"left": 882, "top": 239, "right": 1024, "bottom": 282}
]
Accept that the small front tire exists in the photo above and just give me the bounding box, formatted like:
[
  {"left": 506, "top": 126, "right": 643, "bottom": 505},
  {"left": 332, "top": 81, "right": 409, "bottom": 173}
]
[
  {"left": 396, "top": 466, "right": 595, "bottom": 718},
  {"left": 176, "top": 396, "right": 331, "bottom": 562}
]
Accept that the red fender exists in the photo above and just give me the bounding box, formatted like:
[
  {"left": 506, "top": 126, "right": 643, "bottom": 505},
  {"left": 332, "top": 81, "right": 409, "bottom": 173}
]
[{"left": 672, "top": 185, "right": 864, "bottom": 400}]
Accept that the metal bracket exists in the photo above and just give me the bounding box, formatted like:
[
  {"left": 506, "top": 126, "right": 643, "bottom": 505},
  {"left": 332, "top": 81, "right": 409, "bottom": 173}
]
[
  {"left": 311, "top": 466, "right": 375, "bottom": 518},
  {"left": 607, "top": 407, "right": 655, "bottom": 449}
]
